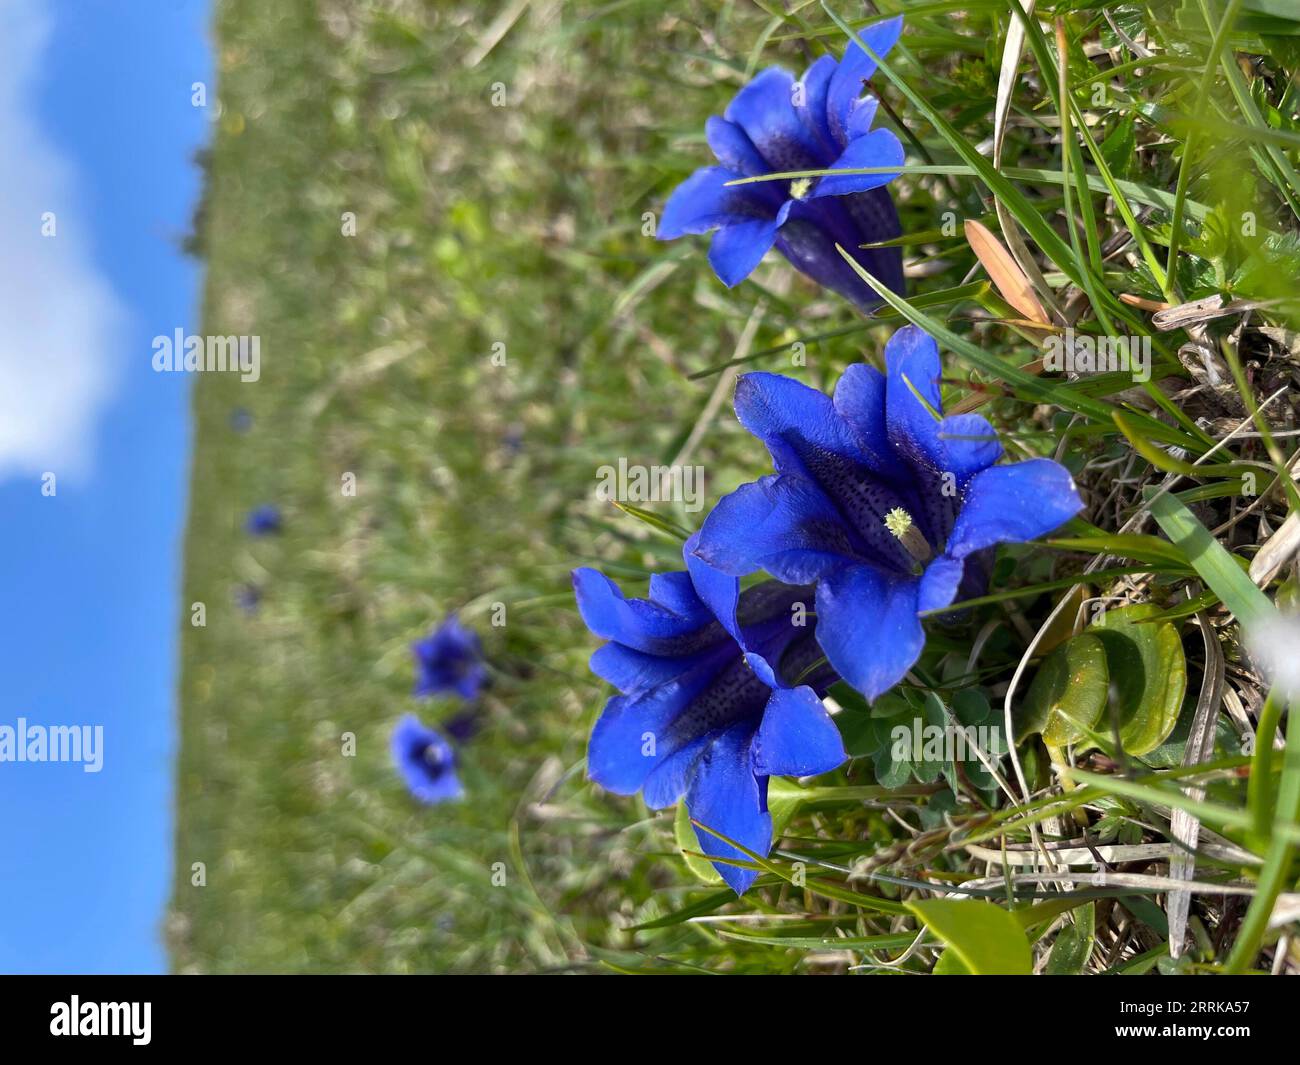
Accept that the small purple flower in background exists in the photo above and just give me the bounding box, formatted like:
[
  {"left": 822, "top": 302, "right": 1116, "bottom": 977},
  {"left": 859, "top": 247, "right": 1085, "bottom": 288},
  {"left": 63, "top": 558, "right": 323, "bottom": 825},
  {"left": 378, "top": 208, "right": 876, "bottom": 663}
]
[
  {"left": 233, "top": 582, "right": 262, "bottom": 615},
  {"left": 656, "top": 18, "right": 907, "bottom": 309},
  {"left": 443, "top": 708, "right": 482, "bottom": 745},
  {"left": 412, "top": 614, "right": 487, "bottom": 701},
  {"left": 574, "top": 534, "right": 847, "bottom": 894},
  {"left": 229, "top": 407, "right": 254, "bottom": 433},
  {"left": 391, "top": 714, "right": 463, "bottom": 804},
  {"left": 695, "top": 325, "right": 1084, "bottom": 702},
  {"left": 245, "top": 504, "right": 282, "bottom": 536}
]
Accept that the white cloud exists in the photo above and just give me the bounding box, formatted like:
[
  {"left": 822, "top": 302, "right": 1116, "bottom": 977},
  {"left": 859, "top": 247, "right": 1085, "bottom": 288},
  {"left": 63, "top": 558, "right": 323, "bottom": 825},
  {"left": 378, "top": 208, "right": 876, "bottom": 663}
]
[{"left": 0, "top": 0, "right": 125, "bottom": 482}]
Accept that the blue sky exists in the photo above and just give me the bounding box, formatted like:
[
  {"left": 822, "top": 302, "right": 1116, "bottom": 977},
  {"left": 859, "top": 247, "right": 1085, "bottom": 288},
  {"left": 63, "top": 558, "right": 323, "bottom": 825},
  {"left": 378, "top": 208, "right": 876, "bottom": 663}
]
[{"left": 0, "top": 0, "right": 210, "bottom": 973}]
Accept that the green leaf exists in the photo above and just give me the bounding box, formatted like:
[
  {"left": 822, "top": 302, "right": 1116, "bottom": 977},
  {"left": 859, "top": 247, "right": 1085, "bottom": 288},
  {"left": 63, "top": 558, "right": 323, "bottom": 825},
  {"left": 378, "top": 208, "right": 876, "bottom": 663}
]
[
  {"left": 1242, "top": 1, "right": 1300, "bottom": 25},
  {"left": 1046, "top": 533, "right": 1191, "bottom": 570},
  {"left": 765, "top": 777, "right": 808, "bottom": 839},
  {"left": 912, "top": 694, "right": 949, "bottom": 785},
  {"left": 1099, "top": 115, "right": 1137, "bottom": 180},
  {"left": 835, "top": 707, "right": 879, "bottom": 758},
  {"left": 626, "top": 889, "right": 736, "bottom": 932},
  {"left": 907, "top": 899, "right": 1033, "bottom": 975},
  {"left": 1147, "top": 490, "right": 1277, "bottom": 632},
  {"left": 611, "top": 500, "right": 690, "bottom": 543},
  {"left": 674, "top": 801, "right": 724, "bottom": 886},
  {"left": 946, "top": 688, "right": 1004, "bottom": 797},
  {"left": 1045, "top": 903, "right": 1095, "bottom": 975},
  {"left": 1016, "top": 633, "right": 1110, "bottom": 746},
  {"left": 1088, "top": 604, "right": 1188, "bottom": 757}
]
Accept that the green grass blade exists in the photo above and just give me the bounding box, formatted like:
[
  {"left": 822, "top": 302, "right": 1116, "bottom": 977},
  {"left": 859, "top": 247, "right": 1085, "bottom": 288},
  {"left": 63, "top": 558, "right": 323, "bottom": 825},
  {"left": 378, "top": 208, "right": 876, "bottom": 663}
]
[{"left": 1146, "top": 489, "right": 1276, "bottom": 630}]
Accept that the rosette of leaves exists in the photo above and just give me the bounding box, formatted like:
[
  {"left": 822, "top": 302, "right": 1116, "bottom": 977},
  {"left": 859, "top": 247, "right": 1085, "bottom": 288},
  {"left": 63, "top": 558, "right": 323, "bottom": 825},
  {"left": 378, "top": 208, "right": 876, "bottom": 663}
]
[{"left": 836, "top": 685, "right": 1005, "bottom": 804}]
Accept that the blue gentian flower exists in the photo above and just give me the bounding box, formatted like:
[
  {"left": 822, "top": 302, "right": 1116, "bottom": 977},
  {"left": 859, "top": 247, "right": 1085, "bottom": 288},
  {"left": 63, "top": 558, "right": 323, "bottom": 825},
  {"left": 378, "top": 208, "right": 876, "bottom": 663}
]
[
  {"left": 443, "top": 708, "right": 482, "bottom": 745},
  {"left": 412, "top": 615, "right": 487, "bottom": 701},
  {"left": 695, "top": 325, "right": 1084, "bottom": 702},
  {"left": 233, "top": 582, "right": 262, "bottom": 614},
  {"left": 574, "top": 534, "right": 847, "bottom": 894},
  {"left": 657, "top": 18, "right": 907, "bottom": 309},
  {"left": 245, "top": 504, "right": 282, "bottom": 536},
  {"left": 391, "top": 714, "right": 463, "bottom": 804}
]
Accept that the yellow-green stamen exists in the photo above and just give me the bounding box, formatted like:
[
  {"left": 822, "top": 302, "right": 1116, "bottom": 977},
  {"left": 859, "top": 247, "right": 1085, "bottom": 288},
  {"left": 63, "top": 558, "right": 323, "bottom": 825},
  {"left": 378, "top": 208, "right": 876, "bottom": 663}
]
[
  {"left": 884, "top": 507, "right": 931, "bottom": 563},
  {"left": 789, "top": 177, "right": 813, "bottom": 200}
]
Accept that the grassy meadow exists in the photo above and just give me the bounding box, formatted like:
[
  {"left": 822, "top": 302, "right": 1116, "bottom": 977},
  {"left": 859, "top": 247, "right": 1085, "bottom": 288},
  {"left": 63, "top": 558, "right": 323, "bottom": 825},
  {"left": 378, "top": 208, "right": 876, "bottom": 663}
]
[{"left": 171, "top": 0, "right": 1300, "bottom": 975}]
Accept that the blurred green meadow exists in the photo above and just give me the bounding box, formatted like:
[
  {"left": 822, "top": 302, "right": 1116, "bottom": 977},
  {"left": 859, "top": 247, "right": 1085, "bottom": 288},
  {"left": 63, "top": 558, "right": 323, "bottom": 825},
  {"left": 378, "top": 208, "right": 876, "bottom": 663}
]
[
  {"left": 173, "top": 0, "right": 1300, "bottom": 974},
  {"left": 172, "top": 0, "right": 804, "bottom": 973}
]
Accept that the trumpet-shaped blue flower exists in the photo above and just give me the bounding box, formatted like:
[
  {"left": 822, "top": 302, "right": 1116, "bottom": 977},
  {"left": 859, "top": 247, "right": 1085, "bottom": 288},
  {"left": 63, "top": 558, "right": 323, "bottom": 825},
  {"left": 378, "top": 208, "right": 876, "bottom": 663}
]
[
  {"left": 412, "top": 615, "right": 487, "bottom": 701},
  {"left": 695, "top": 325, "right": 1084, "bottom": 702},
  {"left": 657, "top": 18, "right": 906, "bottom": 309},
  {"left": 574, "top": 534, "right": 847, "bottom": 894},
  {"left": 391, "top": 714, "right": 463, "bottom": 804}
]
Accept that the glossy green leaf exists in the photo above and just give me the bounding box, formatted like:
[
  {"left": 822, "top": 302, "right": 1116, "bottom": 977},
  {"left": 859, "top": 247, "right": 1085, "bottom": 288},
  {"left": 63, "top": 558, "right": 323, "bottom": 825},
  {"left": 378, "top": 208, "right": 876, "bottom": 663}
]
[
  {"left": 1046, "top": 903, "right": 1095, "bottom": 974},
  {"left": 907, "top": 899, "right": 1033, "bottom": 975},
  {"left": 1016, "top": 633, "right": 1109, "bottom": 746},
  {"left": 1088, "top": 604, "right": 1188, "bottom": 757},
  {"left": 946, "top": 688, "right": 1004, "bottom": 797}
]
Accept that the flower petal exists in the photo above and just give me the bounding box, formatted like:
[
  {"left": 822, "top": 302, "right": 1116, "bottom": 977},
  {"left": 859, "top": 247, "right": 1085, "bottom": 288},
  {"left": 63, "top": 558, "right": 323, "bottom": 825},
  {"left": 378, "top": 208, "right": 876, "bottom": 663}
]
[
  {"left": 694, "top": 474, "right": 858, "bottom": 584},
  {"left": 453, "top": 666, "right": 487, "bottom": 702},
  {"left": 752, "top": 686, "right": 847, "bottom": 777},
  {"left": 647, "top": 569, "right": 711, "bottom": 623},
  {"left": 705, "top": 115, "right": 769, "bottom": 177},
  {"left": 588, "top": 657, "right": 735, "bottom": 796},
  {"left": 686, "top": 722, "right": 771, "bottom": 894},
  {"left": 832, "top": 362, "right": 908, "bottom": 479},
  {"left": 835, "top": 188, "right": 905, "bottom": 295},
  {"left": 587, "top": 693, "right": 674, "bottom": 795},
  {"left": 946, "top": 459, "right": 1083, "bottom": 559},
  {"left": 917, "top": 554, "right": 964, "bottom": 613},
  {"left": 572, "top": 567, "right": 718, "bottom": 655},
  {"left": 589, "top": 641, "right": 712, "bottom": 694},
  {"left": 827, "top": 16, "right": 904, "bottom": 148},
  {"left": 708, "top": 215, "right": 784, "bottom": 286},
  {"left": 810, "top": 127, "right": 904, "bottom": 199},
  {"left": 657, "top": 166, "right": 770, "bottom": 241},
  {"left": 642, "top": 732, "right": 711, "bottom": 808},
  {"left": 409, "top": 768, "right": 464, "bottom": 804},
  {"left": 814, "top": 563, "right": 924, "bottom": 701},
  {"left": 773, "top": 198, "right": 894, "bottom": 309},
  {"left": 844, "top": 95, "right": 880, "bottom": 141},
  {"left": 884, "top": 324, "right": 946, "bottom": 474},
  {"left": 724, "top": 67, "right": 823, "bottom": 172},
  {"left": 794, "top": 53, "right": 837, "bottom": 157},
  {"left": 734, "top": 370, "right": 869, "bottom": 474},
  {"left": 733, "top": 371, "right": 924, "bottom": 573},
  {"left": 937, "top": 412, "right": 1003, "bottom": 483},
  {"left": 684, "top": 531, "right": 743, "bottom": 644}
]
